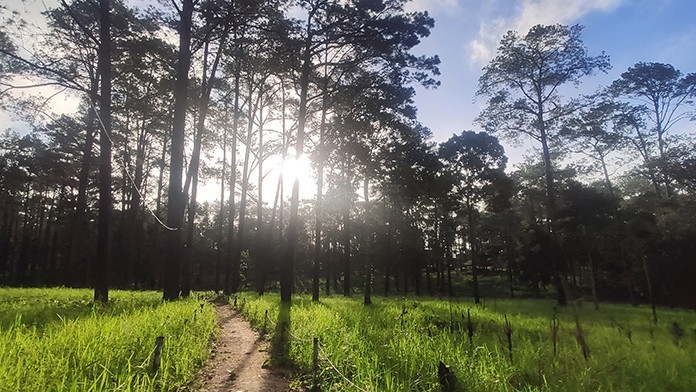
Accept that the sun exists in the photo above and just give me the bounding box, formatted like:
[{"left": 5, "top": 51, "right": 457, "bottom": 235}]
[
  {"left": 280, "top": 154, "right": 313, "bottom": 185},
  {"left": 259, "top": 154, "right": 316, "bottom": 203}
]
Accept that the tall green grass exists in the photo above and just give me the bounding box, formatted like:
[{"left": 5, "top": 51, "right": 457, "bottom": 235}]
[
  {"left": 0, "top": 288, "right": 216, "bottom": 392},
  {"left": 235, "top": 293, "right": 696, "bottom": 391}
]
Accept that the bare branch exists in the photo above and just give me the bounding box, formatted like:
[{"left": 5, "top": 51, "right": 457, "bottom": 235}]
[{"left": 59, "top": 0, "right": 100, "bottom": 47}]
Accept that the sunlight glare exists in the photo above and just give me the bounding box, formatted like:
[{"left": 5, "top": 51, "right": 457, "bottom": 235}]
[{"left": 280, "top": 155, "right": 313, "bottom": 185}]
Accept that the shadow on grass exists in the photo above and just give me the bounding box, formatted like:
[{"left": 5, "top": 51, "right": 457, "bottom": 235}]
[
  {"left": 0, "top": 289, "right": 162, "bottom": 331},
  {"left": 271, "top": 301, "right": 292, "bottom": 365}
]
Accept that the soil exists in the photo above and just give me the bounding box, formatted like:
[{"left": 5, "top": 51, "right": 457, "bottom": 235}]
[{"left": 196, "top": 303, "right": 294, "bottom": 392}]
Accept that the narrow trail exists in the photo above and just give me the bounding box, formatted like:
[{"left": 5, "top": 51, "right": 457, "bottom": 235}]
[{"left": 197, "top": 303, "right": 292, "bottom": 392}]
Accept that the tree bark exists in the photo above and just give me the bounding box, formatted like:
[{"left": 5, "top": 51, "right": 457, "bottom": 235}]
[
  {"left": 281, "top": 10, "right": 315, "bottom": 303},
  {"left": 230, "top": 84, "right": 261, "bottom": 293},
  {"left": 215, "top": 122, "right": 227, "bottom": 291},
  {"left": 598, "top": 153, "right": 615, "bottom": 198},
  {"left": 255, "top": 101, "right": 265, "bottom": 295},
  {"left": 538, "top": 107, "right": 567, "bottom": 306},
  {"left": 224, "top": 55, "right": 240, "bottom": 295},
  {"left": 312, "top": 94, "right": 328, "bottom": 302},
  {"left": 163, "top": 0, "right": 193, "bottom": 301},
  {"left": 94, "top": 0, "right": 111, "bottom": 303},
  {"left": 181, "top": 37, "right": 225, "bottom": 297}
]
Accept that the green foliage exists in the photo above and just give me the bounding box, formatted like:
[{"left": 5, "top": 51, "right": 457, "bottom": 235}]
[
  {"left": 236, "top": 293, "right": 696, "bottom": 392},
  {"left": 476, "top": 24, "right": 611, "bottom": 143},
  {"left": 0, "top": 288, "right": 216, "bottom": 392}
]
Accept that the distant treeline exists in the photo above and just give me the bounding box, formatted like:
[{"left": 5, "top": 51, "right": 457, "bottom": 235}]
[{"left": 0, "top": 2, "right": 694, "bottom": 307}]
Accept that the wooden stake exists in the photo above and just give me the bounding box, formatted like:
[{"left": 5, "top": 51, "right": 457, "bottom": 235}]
[
  {"left": 312, "top": 337, "right": 319, "bottom": 392},
  {"left": 152, "top": 336, "right": 164, "bottom": 373}
]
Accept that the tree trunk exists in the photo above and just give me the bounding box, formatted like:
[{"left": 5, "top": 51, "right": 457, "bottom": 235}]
[
  {"left": 631, "top": 124, "right": 662, "bottom": 198},
  {"left": 641, "top": 253, "right": 657, "bottom": 324},
  {"left": 182, "top": 165, "right": 199, "bottom": 297},
  {"left": 325, "top": 242, "right": 332, "bottom": 295},
  {"left": 0, "top": 205, "right": 16, "bottom": 283},
  {"left": 363, "top": 174, "right": 371, "bottom": 306},
  {"left": 655, "top": 117, "right": 673, "bottom": 197},
  {"left": 587, "top": 248, "right": 599, "bottom": 311},
  {"left": 467, "top": 204, "right": 480, "bottom": 304},
  {"left": 46, "top": 189, "right": 63, "bottom": 283},
  {"left": 342, "top": 180, "right": 351, "bottom": 297},
  {"left": 151, "top": 119, "right": 170, "bottom": 289},
  {"left": 506, "top": 235, "right": 514, "bottom": 298},
  {"left": 434, "top": 216, "right": 443, "bottom": 294},
  {"left": 181, "top": 38, "right": 225, "bottom": 297},
  {"left": 163, "top": 0, "right": 193, "bottom": 301},
  {"left": 224, "top": 55, "right": 240, "bottom": 295},
  {"left": 224, "top": 122, "right": 237, "bottom": 294},
  {"left": 255, "top": 102, "right": 265, "bottom": 295},
  {"left": 446, "top": 244, "right": 453, "bottom": 297},
  {"left": 384, "top": 215, "right": 392, "bottom": 296},
  {"left": 281, "top": 12, "right": 314, "bottom": 303},
  {"left": 215, "top": 123, "right": 227, "bottom": 291},
  {"left": 581, "top": 227, "right": 599, "bottom": 311},
  {"left": 67, "top": 86, "right": 97, "bottom": 286},
  {"left": 38, "top": 192, "right": 51, "bottom": 284},
  {"left": 94, "top": 0, "right": 111, "bottom": 303},
  {"left": 15, "top": 194, "right": 32, "bottom": 285},
  {"left": 125, "top": 119, "right": 146, "bottom": 288},
  {"left": 539, "top": 115, "right": 567, "bottom": 306},
  {"left": 312, "top": 95, "right": 328, "bottom": 302},
  {"left": 263, "top": 129, "right": 287, "bottom": 295},
  {"left": 230, "top": 84, "right": 260, "bottom": 293},
  {"left": 599, "top": 154, "right": 615, "bottom": 198}
]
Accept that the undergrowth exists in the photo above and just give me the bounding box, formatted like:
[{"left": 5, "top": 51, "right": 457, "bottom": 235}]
[
  {"left": 234, "top": 293, "right": 696, "bottom": 391},
  {"left": 0, "top": 288, "right": 216, "bottom": 392}
]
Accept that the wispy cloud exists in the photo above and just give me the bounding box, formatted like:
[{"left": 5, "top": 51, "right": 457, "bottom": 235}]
[{"left": 467, "top": 0, "right": 623, "bottom": 66}]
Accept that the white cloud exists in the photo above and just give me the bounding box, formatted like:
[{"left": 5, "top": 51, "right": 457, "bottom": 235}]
[
  {"left": 467, "top": 15, "right": 509, "bottom": 68},
  {"left": 468, "top": 39, "right": 492, "bottom": 65},
  {"left": 466, "top": 0, "right": 623, "bottom": 66},
  {"left": 405, "top": 0, "right": 459, "bottom": 14}
]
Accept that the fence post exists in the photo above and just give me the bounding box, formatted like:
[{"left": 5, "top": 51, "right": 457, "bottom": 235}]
[
  {"left": 312, "top": 337, "right": 319, "bottom": 391},
  {"left": 504, "top": 315, "right": 513, "bottom": 363},
  {"left": 152, "top": 336, "right": 165, "bottom": 373}
]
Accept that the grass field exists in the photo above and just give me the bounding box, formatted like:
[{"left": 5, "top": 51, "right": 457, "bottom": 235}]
[
  {"left": 0, "top": 288, "right": 216, "bottom": 392},
  {"left": 235, "top": 293, "right": 696, "bottom": 392}
]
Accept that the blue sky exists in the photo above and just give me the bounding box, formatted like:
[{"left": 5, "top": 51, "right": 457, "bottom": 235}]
[
  {"left": 3, "top": 0, "right": 695, "bottom": 168},
  {"left": 406, "top": 0, "right": 696, "bottom": 165}
]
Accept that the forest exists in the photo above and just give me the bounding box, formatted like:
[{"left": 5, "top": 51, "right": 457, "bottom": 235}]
[{"left": 0, "top": 0, "right": 695, "bottom": 311}]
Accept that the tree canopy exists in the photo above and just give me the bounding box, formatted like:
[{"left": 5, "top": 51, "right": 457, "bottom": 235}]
[{"left": 0, "top": 5, "right": 694, "bottom": 311}]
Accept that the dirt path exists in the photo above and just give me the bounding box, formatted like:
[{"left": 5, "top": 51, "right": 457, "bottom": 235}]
[{"left": 197, "top": 303, "right": 292, "bottom": 392}]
